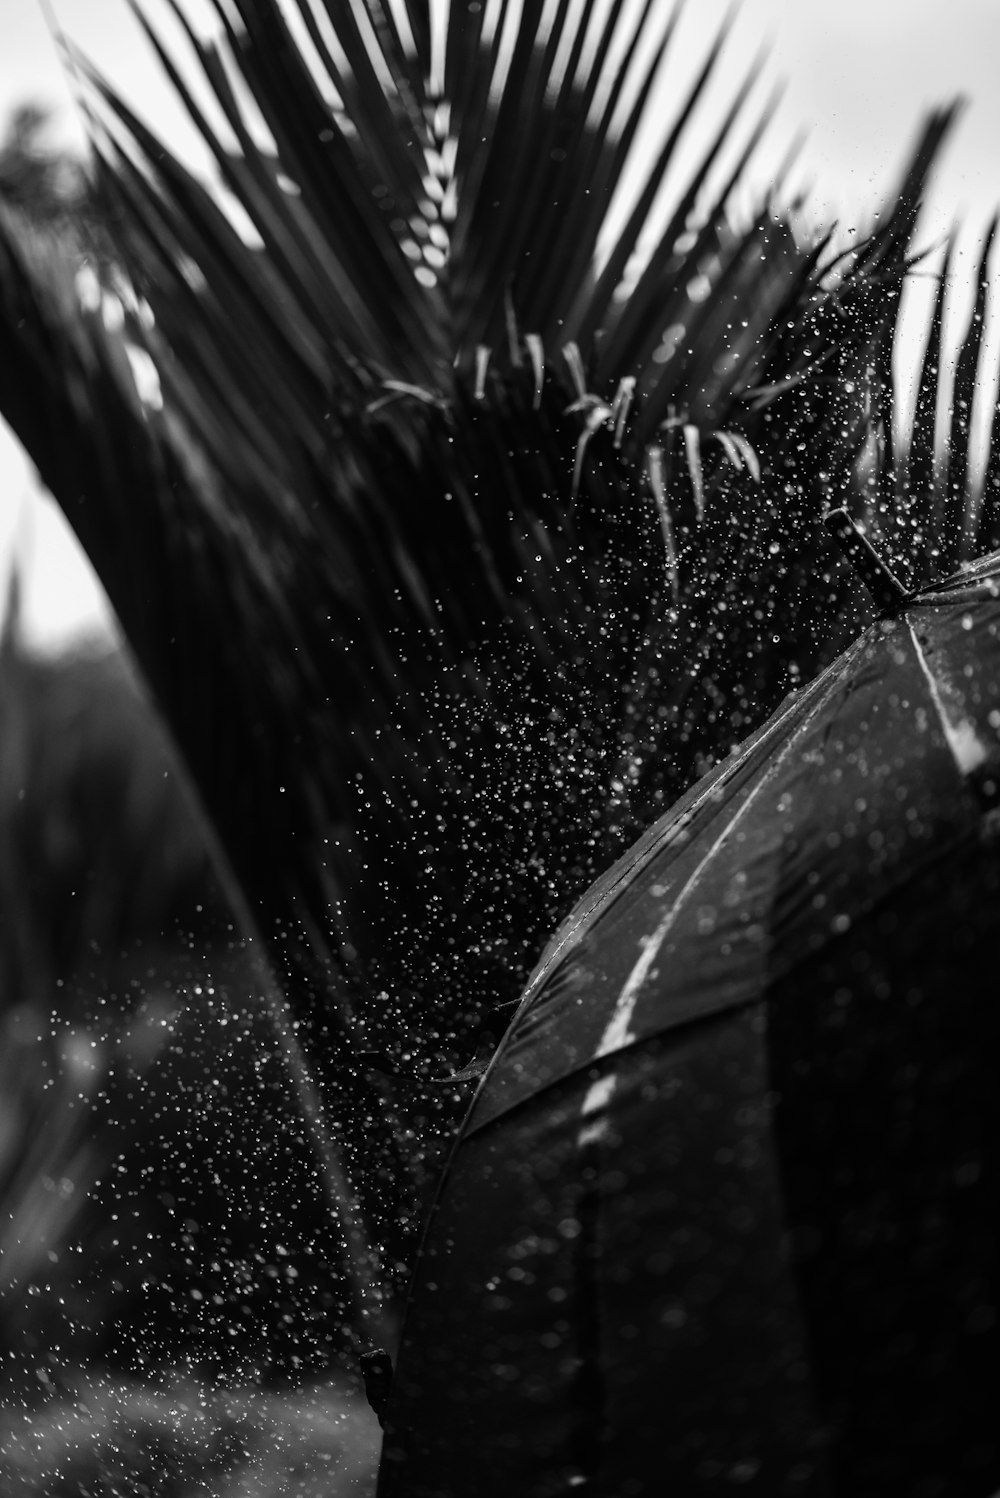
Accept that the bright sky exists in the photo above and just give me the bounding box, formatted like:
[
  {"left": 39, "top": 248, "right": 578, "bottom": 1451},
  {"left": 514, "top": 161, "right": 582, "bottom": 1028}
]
[{"left": 1, "top": 0, "right": 999, "bottom": 649}]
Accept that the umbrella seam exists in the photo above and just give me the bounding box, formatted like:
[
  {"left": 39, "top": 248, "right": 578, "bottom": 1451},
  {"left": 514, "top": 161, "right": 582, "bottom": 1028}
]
[
  {"left": 466, "top": 814, "right": 988, "bottom": 1136},
  {"left": 904, "top": 616, "right": 992, "bottom": 777}
]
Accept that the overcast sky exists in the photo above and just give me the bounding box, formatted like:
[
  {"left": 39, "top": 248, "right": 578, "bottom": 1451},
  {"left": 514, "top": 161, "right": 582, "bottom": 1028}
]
[{"left": 2, "top": 0, "right": 1000, "bottom": 648}]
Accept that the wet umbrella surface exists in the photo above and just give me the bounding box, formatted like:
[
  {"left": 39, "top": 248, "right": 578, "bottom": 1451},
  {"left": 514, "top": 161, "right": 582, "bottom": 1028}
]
[{"left": 376, "top": 522, "right": 1000, "bottom": 1497}]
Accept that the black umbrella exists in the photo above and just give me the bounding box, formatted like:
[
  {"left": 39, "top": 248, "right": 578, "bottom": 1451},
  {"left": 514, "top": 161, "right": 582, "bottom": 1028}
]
[{"left": 375, "top": 513, "right": 1000, "bottom": 1497}]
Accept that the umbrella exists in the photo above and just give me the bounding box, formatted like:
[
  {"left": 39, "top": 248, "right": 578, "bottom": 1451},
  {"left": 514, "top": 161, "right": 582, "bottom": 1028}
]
[{"left": 374, "top": 513, "right": 1000, "bottom": 1497}]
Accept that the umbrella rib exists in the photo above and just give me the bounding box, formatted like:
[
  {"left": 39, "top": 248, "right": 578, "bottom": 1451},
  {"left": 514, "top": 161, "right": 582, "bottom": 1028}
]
[
  {"left": 521, "top": 639, "right": 865, "bottom": 1021},
  {"left": 521, "top": 662, "right": 850, "bottom": 1009},
  {"left": 595, "top": 643, "right": 867, "bottom": 1060},
  {"left": 904, "top": 617, "right": 991, "bottom": 776}
]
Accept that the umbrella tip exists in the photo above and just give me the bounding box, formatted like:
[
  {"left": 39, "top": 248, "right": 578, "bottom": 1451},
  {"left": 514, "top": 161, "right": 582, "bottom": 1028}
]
[{"left": 822, "top": 508, "right": 908, "bottom": 613}]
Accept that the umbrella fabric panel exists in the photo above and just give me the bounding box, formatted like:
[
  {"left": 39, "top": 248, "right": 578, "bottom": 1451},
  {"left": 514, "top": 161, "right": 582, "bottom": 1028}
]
[
  {"left": 467, "top": 823, "right": 777, "bottom": 1131},
  {"left": 767, "top": 833, "right": 1000, "bottom": 1497},
  {"left": 465, "top": 655, "right": 856, "bottom": 1135},
  {"left": 378, "top": 1006, "right": 831, "bottom": 1497},
  {"left": 767, "top": 601, "right": 1000, "bottom": 976},
  {"left": 470, "top": 599, "right": 1000, "bottom": 1134},
  {"left": 514, "top": 665, "right": 840, "bottom": 1000},
  {"left": 379, "top": 1081, "right": 586, "bottom": 1497},
  {"left": 898, "top": 596, "right": 1000, "bottom": 803}
]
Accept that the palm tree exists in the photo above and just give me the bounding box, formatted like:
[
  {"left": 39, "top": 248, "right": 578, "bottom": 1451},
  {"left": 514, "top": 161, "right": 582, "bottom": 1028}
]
[{"left": 0, "top": 0, "right": 997, "bottom": 1364}]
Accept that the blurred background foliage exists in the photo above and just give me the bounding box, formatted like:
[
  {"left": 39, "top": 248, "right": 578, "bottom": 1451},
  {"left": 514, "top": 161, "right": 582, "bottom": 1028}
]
[
  {"left": 0, "top": 596, "right": 380, "bottom": 1491},
  {"left": 0, "top": 2, "right": 998, "bottom": 1491}
]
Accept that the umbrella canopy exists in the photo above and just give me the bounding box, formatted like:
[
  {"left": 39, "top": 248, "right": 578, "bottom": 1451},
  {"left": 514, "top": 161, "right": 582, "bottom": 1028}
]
[{"left": 375, "top": 520, "right": 1000, "bottom": 1497}]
